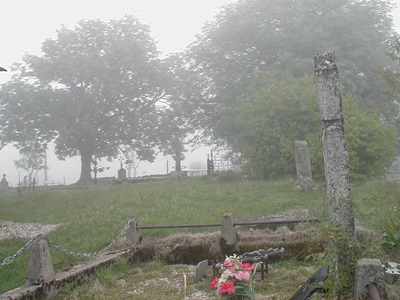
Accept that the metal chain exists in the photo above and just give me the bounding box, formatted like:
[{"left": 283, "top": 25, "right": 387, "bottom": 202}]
[
  {"left": 48, "top": 218, "right": 134, "bottom": 258},
  {"left": 0, "top": 219, "right": 134, "bottom": 270},
  {"left": 0, "top": 234, "right": 43, "bottom": 270}
]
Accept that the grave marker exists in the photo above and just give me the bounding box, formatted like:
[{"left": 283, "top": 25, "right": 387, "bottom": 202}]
[{"left": 294, "top": 141, "right": 314, "bottom": 190}]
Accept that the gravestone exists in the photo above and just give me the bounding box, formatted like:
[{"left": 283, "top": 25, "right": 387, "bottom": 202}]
[
  {"left": 0, "top": 174, "right": 9, "bottom": 191},
  {"left": 314, "top": 52, "right": 354, "bottom": 237},
  {"left": 118, "top": 163, "right": 127, "bottom": 180},
  {"left": 294, "top": 141, "right": 314, "bottom": 190},
  {"left": 195, "top": 259, "right": 208, "bottom": 282}
]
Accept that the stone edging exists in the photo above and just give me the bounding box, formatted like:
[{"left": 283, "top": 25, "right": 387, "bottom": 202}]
[{"left": 0, "top": 249, "right": 131, "bottom": 300}]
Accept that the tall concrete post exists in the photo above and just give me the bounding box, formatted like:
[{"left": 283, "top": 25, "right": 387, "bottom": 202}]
[
  {"left": 314, "top": 53, "right": 355, "bottom": 236},
  {"left": 27, "top": 238, "right": 54, "bottom": 285}
]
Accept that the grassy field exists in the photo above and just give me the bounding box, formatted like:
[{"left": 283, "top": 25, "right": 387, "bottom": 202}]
[{"left": 0, "top": 175, "right": 399, "bottom": 298}]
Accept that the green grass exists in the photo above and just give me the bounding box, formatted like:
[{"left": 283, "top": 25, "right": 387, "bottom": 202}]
[{"left": 0, "top": 176, "right": 399, "bottom": 297}]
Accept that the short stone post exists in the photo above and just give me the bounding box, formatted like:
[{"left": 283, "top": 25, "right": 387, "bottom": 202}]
[
  {"left": 294, "top": 141, "right": 314, "bottom": 190},
  {"left": 220, "top": 213, "right": 238, "bottom": 256},
  {"left": 314, "top": 52, "right": 355, "bottom": 236},
  {"left": 27, "top": 237, "right": 54, "bottom": 285},
  {"left": 125, "top": 218, "right": 142, "bottom": 246},
  {"left": 354, "top": 258, "right": 388, "bottom": 299}
]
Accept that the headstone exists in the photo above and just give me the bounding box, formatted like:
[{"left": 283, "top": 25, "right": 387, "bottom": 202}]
[
  {"left": 354, "top": 258, "right": 388, "bottom": 299},
  {"left": 118, "top": 163, "right": 127, "bottom": 180},
  {"left": 0, "top": 174, "right": 9, "bottom": 191},
  {"left": 314, "top": 52, "right": 355, "bottom": 237},
  {"left": 294, "top": 141, "right": 314, "bottom": 190},
  {"left": 220, "top": 213, "right": 238, "bottom": 255},
  {"left": 125, "top": 218, "right": 142, "bottom": 246},
  {"left": 195, "top": 259, "right": 208, "bottom": 282},
  {"left": 27, "top": 238, "right": 54, "bottom": 285}
]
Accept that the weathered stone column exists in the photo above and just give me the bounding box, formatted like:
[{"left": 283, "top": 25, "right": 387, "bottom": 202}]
[
  {"left": 314, "top": 52, "right": 355, "bottom": 237},
  {"left": 220, "top": 213, "right": 238, "bottom": 255},
  {"left": 294, "top": 141, "right": 314, "bottom": 190},
  {"left": 354, "top": 258, "right": 388, "bottom": 299},
  {"left": 27, "top": 238, "right": 54, "bottom": 285}
]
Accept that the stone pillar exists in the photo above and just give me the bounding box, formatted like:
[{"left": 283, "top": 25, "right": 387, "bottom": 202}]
[
  {"left": 220, "top": 213, "right": 238, "bottom": 256},
  {"left": 294, "top": 141, "right": 314, "bottom": 190},
  {"left": 314, "top": 52, "right": 355, "bottom": 236},
  {"left": 125, "top": 218, "right": 142, "bottom": 246},
  {"left": 354, "top": 258, "right": 388, "bottom": 299},
  {"left": 27, "top": 238, "right": 54, "bottom": 285}
]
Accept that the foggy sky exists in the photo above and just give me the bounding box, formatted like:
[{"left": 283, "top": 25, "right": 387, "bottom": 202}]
[{"left": 0, "top": 0, "right": 234, "bottom": 185}]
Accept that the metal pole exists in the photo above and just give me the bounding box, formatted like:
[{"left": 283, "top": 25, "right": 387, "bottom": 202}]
[
  {"left": 367, "top": 282, "right": 381, "bottom": 300},
  {"left": 137, "top": 218, "right": 324, "bottom": 229}
]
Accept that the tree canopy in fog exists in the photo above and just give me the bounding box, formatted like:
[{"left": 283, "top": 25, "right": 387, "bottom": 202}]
[
  {"left": 0, "top": 16, "right": 168, "bottom": 184},
  {"left": 183, "top": 0, "right": 397, "bottom": 148},
  {"left": 378, "top": 35, "right": 400, "bottom": 138}
]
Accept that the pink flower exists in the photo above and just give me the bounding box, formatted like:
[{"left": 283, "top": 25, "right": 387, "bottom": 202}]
[
  {"left": 210, "top": 277, "right": 220, "bottom": 290},
  {"left": 224, "top": 260, "right": 236, "bottom": 269},
  {"left": 240, "top": 262, "right": 254, "bottom": 271},
  {"left": 234, "top": 271, "right": 251, "bottom": 281},
  {"left": 219, "top": 281, "right": 236, "bottom": 295}
]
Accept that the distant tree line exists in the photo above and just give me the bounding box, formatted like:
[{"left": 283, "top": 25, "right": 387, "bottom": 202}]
[{"left": 0, "top": 0, "right": 399, "bottom": 183}]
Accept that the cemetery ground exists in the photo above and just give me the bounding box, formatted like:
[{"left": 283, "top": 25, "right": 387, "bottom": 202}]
[{"left": 0, "top": 175, "right": 399, "bottom": 299}]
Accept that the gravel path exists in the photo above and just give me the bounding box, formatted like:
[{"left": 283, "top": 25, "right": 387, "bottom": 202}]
[{"left": 0, "top": 221, "right": 60, "bottom": 240}]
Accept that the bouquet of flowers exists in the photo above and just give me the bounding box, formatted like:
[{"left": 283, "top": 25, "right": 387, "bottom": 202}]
[{"left": 210, "top": 254, "right": 257, "bottom": 300}]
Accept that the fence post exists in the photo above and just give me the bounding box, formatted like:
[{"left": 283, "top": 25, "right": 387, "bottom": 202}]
[
  {"left": 27, "top": 237, "right": 54, "bottom": 285},
  {"left": 220, "top": 213, "right": 238, "bottom": 255},
  {"left": 125, "top": 218, "right": 142, "bottom": 245}
]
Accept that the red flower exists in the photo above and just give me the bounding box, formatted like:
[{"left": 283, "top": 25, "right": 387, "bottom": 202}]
[
  {"left": 219, "top": 281, "right": 236, "bottom": 295},
  {"left": 210, "top": 277, "right": 220, "bottom": 290},
  {"left": 240, "top": 262, "right": 254, "bottom": 271}
]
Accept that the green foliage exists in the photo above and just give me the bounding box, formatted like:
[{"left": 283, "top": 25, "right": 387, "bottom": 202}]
[
  {"left": 343, "top": 96, "right": 398, "bottom": 179},
  {"left": 356, "top": 181, "right": 400, "bottom": 251},
  {"left": 236, "top": 74, "right": 398, "bottom": 179},
  {"left": 382, "top": 206, "right": 400, "bottom": 250},
  {"left": 378, "top": 35, "right": 400, "bottom": 139},
  {"left": 379, "top": 35, "right": 400, "bottom": 102},
  {"left": 238, "top": 75, "right": 321, "bottom": 178}
]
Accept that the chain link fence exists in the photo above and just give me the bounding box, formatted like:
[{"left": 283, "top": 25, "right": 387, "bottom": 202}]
[{"left": 0, "top": 218, "right": 134, "bottom": 271}]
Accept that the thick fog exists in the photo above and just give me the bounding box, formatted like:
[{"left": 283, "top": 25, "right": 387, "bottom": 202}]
[{"left": 0, "top": 0, "right": 235, "bottom": 186}]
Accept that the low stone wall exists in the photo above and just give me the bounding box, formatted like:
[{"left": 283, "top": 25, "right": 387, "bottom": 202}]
[{"left": 0, "top": 249, "right": 131, "bottom": 300}]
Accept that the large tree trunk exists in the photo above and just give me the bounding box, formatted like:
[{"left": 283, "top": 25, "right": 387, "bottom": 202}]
[
  {"left": 174, "top": 156, "right": 182, "bottom": 172},
  {"left": 77, "top": 149, "right": 93, "bottom": 185}
]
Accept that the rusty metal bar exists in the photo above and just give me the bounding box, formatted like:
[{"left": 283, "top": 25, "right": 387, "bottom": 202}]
[
  {"left": 367, "top": 282, "right": 381, "bottom": 300},
  {"left": 137, "top": 218, "right": 324, "bottom": 229}
]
